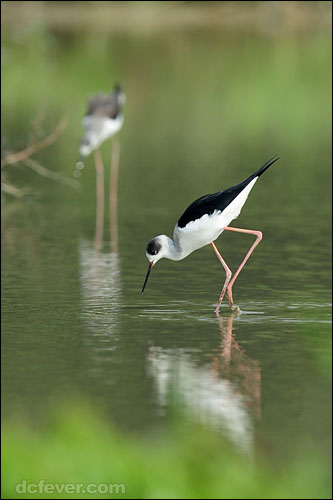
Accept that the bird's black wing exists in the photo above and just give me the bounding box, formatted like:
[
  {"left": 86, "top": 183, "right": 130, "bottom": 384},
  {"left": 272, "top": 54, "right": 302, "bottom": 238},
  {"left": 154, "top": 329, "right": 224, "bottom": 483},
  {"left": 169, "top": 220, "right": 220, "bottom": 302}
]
[
  {"left": 177, "top": 189, "right": 242, "bottom": 228},
  {"left": 86, "top": 85, "right": 124, "bottom": 119},
  {"left": 86, "top": 94, "right": 107, "bottom": 115},
  {"left": 177, "top": 155, "right": 279, "bottom": 228}
]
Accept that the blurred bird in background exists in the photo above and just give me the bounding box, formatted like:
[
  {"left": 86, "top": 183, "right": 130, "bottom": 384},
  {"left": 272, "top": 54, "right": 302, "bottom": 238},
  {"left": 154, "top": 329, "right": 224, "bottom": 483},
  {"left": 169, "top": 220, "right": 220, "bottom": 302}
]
[{"left": 80, "top": 84, "right": 125, "bottom": 247}]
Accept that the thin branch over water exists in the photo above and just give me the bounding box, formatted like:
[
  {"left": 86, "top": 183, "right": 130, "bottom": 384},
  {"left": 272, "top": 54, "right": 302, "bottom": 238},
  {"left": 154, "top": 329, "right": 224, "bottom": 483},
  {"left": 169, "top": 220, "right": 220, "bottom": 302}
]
[
  {"left": 1, "top": 182, "right": 26, "bottom": 198},
  {"left": 1, "top": 117, "right": 68, "bottom": 168},
  {"left": 23, "top": 157, "right": 80, "bottom": 191}
]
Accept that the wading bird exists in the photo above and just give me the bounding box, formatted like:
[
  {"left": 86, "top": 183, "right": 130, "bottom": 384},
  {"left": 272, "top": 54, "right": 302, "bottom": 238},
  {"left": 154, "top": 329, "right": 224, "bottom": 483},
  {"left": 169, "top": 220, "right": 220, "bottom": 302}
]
[
  {"left": 79, "top": 84, "right": 125, "bottom": 246},
  {"left": 80, "top": 84, "right": 125, "bottom": 157},
  {"left": 141, "top": 156, "right": 279, "bottom": 315}
]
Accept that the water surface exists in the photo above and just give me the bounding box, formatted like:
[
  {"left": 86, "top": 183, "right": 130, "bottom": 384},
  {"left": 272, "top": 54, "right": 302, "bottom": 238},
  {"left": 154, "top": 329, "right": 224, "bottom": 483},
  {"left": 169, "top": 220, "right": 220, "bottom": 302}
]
[{"left": 2, "top": 24, "right": 331, "bottom": 471}]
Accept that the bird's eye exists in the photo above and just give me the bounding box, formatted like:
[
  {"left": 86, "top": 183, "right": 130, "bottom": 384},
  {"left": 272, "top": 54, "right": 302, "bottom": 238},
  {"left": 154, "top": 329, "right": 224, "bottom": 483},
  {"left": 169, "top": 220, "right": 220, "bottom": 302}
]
[{"left": 146, "top": 239, "right": 161, "bottom": 256}]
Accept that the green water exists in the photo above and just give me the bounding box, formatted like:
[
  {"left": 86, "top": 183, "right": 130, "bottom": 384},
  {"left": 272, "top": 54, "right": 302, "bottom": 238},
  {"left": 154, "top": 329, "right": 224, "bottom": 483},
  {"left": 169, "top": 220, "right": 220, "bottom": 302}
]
[{"left": 2, "top": 16, "right": 332, "bottom": 486}]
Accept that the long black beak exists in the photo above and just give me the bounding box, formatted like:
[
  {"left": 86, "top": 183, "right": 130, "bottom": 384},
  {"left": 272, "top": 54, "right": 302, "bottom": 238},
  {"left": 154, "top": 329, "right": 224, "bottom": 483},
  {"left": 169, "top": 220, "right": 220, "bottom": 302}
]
[{"left": 141, "top": 261, "right": 154, "bottom": 294}]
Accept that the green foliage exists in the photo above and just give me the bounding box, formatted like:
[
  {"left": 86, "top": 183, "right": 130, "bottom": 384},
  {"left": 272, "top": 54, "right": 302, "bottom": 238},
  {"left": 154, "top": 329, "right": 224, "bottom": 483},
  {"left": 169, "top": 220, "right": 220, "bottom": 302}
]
[{"left": 2, "top": 403, "right": 331, "bottom": 499}]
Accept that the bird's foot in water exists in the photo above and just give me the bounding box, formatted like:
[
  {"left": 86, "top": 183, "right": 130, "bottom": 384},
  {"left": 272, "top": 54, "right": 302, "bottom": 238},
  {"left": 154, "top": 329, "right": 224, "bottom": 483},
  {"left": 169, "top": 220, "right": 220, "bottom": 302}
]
[{"left": 231, "top": 303, "right": 241, "bottom": 315}]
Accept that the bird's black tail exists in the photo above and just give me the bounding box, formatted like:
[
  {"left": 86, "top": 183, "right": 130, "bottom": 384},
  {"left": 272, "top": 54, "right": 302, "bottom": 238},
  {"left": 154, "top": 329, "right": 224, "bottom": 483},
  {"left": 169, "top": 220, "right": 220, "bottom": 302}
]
[
  {"left": 218, "top": 154, "right": 280, "bottom": 200},
  {"left": 250, "top": 154, "right": 280, "bottom": 180},
  {"left": 113, "top": 83, "right": 122, "bottom": 93}
]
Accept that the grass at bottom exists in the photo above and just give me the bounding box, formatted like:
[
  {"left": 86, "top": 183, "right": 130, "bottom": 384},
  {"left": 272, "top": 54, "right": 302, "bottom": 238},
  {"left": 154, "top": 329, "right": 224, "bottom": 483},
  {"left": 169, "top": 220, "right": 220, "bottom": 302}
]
[{"left": 2, "top": 402, "right": 332, "bottom": 499}]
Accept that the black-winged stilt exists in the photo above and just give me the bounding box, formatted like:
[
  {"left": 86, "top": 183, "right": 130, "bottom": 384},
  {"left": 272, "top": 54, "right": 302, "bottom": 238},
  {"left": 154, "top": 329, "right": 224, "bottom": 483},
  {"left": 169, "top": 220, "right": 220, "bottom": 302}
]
[
  {"left": 79, "top": 84, "right": 125, "bottom": 157},
  {"left": 141, "top": 155, "right": 279, "bottom": 315},
  {"left": 79, "top": 84, "right": 125, "bottom": 246}
]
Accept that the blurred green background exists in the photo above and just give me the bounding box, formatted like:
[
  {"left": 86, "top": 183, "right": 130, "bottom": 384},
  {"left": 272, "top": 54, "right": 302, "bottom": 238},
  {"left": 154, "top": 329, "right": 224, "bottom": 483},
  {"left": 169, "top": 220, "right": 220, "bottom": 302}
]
[{"left": 1, "top": 1, "right": 332, "bottom": 499}]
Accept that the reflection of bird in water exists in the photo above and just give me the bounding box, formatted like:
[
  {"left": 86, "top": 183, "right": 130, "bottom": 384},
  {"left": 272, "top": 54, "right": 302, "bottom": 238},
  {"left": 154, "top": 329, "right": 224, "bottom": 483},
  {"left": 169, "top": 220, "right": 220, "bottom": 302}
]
[
  {"left": 211, "top": 315, "right": 261, "bottom": 420},
  {"left": 147, "top": 314, "right": 261, "bottom": 455},
  {"left": 142, "top": 156, "right": 279, "bottom": 314},
  {"left": 79, "top": 84, "right": 125, "bottom": 246},
  {"left": 79, "top": 239, "right": 121, "bottom": 376}
]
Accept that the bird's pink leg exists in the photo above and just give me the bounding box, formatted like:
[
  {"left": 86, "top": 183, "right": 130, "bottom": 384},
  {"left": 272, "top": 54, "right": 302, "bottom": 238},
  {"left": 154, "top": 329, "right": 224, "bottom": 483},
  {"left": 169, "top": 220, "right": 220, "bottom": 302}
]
[
  {"left": 109, "top": 135, "right": 120, "bottom": 253},
  {"left": 211, "top": 242, "right": 232, "bottom": 316},
  {"left": 94, "top": 149, "right": 105, "bottom": 247},
  {"left": 223, "top": 226, "right": 263, "bottom": 308}
]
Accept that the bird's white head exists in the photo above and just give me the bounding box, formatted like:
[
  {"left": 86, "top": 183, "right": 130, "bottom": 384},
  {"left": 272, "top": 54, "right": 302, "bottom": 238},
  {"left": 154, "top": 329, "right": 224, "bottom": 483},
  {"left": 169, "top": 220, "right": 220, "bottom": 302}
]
[
  {"left": 146, "top": 235, "right": 171, "bottom": 263},
  {"left": 141, "top": 235, "right": 172, "bottom": 293},
  {"left": 79, "top": 135, "right": 98, "bottom": 157}
]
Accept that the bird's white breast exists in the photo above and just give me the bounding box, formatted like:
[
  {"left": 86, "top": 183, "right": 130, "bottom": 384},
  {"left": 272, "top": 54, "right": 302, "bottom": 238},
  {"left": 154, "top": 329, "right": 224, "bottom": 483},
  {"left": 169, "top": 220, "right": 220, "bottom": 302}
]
[{"left": 82, "top": 114, "right": 124, "bottom": 150}]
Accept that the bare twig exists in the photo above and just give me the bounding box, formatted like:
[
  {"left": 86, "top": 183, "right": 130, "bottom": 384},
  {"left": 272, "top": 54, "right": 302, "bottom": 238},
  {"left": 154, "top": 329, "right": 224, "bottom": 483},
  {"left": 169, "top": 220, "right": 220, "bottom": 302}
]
[
  {"left": 23, "top": 157, "right": 81, "bottom": 191},
  {"left": 1, "top": 117, "right": 68, "bottom": 168},
  {"left": 1, "top": 182, "right": 25, "bottom": 198}
]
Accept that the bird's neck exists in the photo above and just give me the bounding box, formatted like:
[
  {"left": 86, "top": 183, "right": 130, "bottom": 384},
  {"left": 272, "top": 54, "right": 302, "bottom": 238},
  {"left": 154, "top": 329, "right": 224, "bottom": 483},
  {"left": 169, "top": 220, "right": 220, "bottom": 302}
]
[{"left": 164, "top": 236, "right": 185, "bottom": 261}]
